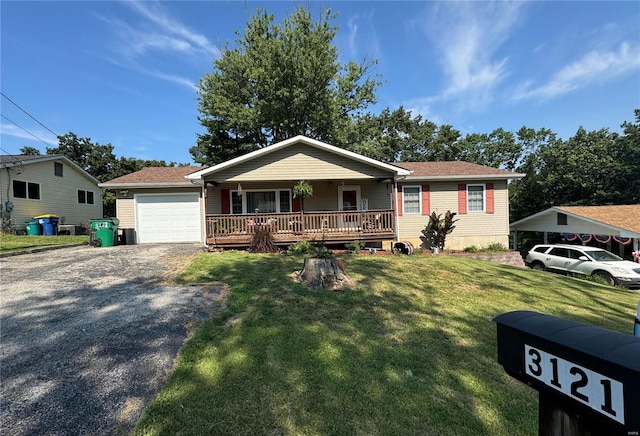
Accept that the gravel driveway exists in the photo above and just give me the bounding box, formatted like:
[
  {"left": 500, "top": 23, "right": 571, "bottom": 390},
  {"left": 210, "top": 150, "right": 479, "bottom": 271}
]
[{"left": 0, "top": 244, "right": 226, "bottom": 435}]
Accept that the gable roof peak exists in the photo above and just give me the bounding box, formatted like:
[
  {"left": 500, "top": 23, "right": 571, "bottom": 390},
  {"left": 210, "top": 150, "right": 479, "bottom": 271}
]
[{"left": 187, "top": 135, "right": 411, "bottom": 179}]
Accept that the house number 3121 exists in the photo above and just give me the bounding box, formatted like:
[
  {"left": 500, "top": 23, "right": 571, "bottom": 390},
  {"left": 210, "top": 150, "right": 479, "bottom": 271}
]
[{"left": 524, "top": 345, "right": 625, "bottom": 425}]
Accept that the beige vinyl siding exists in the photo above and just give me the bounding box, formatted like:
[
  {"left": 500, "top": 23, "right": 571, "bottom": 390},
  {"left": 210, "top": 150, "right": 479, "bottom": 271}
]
[
  {"left": 116, "top": 197, "right": 135, "bottom": 228},
  {"left": 211, "top": 144, "right": 394, "bottom": 182},
  {"left": 207, "top": 180, "right": 391, "bottom": 214},
  {"left": 0, "top": 159, "right": 101, "bottom": 229},
  {"left": 397, "top": 180, "right": 510, "bottom": 250}
]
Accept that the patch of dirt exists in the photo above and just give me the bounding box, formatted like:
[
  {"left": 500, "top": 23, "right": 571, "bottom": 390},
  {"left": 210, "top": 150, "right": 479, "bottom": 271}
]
[{"left": 184, "top": 282, "right": 230, "bottom": 332}]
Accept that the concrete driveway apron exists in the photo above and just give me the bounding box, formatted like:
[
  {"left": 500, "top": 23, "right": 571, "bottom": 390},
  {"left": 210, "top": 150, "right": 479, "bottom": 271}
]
[{"left": 0, "top": 244, "right": 226, "bottom": 435}]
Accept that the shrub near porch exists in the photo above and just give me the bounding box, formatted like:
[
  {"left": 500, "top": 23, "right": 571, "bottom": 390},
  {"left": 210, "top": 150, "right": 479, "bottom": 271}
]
[{"left": 134, "top": 252, "right": 638, "bottom": 435}]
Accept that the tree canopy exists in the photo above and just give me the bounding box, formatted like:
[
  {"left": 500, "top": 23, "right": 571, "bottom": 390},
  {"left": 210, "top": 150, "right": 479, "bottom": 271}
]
[
  {"left": 509, "top": 112, "right": 640, "bottom": 222},
  {"left": 41, "top": 132, "right": 181, "bottom": 216},
  {"left": 192, "top": 7, "right": 380, "bottom": 165}
]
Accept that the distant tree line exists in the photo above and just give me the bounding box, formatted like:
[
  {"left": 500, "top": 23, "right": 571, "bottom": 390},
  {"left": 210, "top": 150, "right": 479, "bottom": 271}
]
[{"left": 20, "top": 132, "right": 187, "bottom": 216}]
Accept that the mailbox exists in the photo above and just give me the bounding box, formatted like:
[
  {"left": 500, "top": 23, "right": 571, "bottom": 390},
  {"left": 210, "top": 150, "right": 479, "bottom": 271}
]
[{"left": 494, "top": 311, "right": 640, "bottom": 435}]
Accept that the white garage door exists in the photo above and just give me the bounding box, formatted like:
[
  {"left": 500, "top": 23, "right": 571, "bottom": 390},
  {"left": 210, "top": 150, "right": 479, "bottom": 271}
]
[{"left": 135, "top": 194, "right": 202, "bottom": 243}]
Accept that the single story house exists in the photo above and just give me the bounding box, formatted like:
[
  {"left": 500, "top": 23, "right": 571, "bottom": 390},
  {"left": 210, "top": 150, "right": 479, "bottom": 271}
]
[
  {"left": 0, "top": 154, "right": 102, "bottom": 232},
  {"left": 510, "top": 205, "right": 640, "bottom": 259},
  {"left": 100, "top": 136, "right": 524, "bottom": 249}
]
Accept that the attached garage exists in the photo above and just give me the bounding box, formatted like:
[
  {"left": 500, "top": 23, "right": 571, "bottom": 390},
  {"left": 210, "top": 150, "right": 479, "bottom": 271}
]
[{"left": 135, "top": 194, "right": 202, "bottom": 243}]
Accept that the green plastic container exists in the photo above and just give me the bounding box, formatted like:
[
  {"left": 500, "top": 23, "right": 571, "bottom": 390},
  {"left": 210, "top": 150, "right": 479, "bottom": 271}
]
[
  {"left": 25, "top": 221, "right": 42, "bottom": 236},
  {"left": 89, "top": 218, "right": 120, "bottom": 247}
]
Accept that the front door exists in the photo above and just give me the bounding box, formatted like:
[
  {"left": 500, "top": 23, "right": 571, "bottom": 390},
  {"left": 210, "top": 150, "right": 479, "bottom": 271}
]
[{"left": 338, "top": 185, "right": 360, "bottom": 228}]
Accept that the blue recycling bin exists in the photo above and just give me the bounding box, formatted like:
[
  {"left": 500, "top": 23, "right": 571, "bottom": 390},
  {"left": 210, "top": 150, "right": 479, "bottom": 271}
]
[{"left": 35, "top": 214, "right": 60, "bottom": 236}]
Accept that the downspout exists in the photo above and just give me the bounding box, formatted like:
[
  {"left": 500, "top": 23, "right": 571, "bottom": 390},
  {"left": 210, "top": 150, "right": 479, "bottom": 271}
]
[{"left": 394, "top": 178, "right": 400, "bottom": 243}]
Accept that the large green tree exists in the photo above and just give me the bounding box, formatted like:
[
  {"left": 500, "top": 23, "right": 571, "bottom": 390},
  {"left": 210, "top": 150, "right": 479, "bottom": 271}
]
[
  {"left": 508, "top": 114, "right": 640, "bottom": 225},
  {"left": 46, "top": 132, "right": 181, "bottom": 216},
  {"left": 192, "top": 7, "right": 380, "bottom": 165},
  {"left": 614, "top": 109, "right": 640, "bottom": 204},
  {"left": 19, "top": 146, "right": 41, "bottom": 155},
  {"left": 47, "top": 132, "right": 117, "bottom": 183}
]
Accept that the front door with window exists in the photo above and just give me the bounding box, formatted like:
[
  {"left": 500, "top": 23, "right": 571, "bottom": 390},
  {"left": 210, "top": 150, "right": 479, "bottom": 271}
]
[{"left": 338, "top": 185, "right": 360, "bottom": 228}]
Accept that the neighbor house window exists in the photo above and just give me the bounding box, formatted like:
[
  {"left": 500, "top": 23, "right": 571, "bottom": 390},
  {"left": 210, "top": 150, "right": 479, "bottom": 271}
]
[
  {"left": 467, "top": 185, "right": 485, "bottom": 212},
  {"left": 54, "top": 162, "right": 63, "bottom": 177},
  {"left": 13, "top": 180, "right": 40, "bottom": 200},
  {"left": 231, "top": 189, "right": 291, "bottom": 214},
  {"left": 402, "top": 186, "right": 421, "bottom": 214},
  {"left": 78, "top": 190, "right": 95, "bottom": 204},
  {"left": 557, "top": 213, "right": 568, "bottom": 225}
]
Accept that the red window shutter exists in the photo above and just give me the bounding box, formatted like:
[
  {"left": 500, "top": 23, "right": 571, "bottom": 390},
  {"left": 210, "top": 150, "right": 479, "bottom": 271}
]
[
  {"left": 458, "top": 184, "right": 467, "bottom": 214},
  {"left": 292, "top": 196, "right": 301, "bottom": 212},
  {"left": 486, "top": 183, "right": 494, "bottom": 214},
  {"left": 221, "top": 189, "right": 230, "bottom": 214},
  {"left": 421, "top": 185, "right": 430, "bottom": 215},
  {"left": 396, "top": 188, "right": 403, "bottom": 216}
]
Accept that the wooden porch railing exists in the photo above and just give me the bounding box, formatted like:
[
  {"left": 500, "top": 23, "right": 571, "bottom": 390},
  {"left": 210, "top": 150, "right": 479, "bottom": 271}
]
[{"left": 206, "top": 210, "right": 395, "bottom": 246}]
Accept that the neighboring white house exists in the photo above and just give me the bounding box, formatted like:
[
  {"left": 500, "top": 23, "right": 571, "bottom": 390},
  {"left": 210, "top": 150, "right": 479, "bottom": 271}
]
[
  {"left": 510, "top": 205, "right": 640, "bottom": 260},
  {"left": 0, "top": 154, "right": 102, "bottom": 232}
]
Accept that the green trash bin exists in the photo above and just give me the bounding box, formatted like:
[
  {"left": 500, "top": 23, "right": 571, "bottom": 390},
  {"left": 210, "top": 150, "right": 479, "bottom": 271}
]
[
  {"left": 25, "top": 221, "right": 42, "bottom": 236},
  {"left": 89, "top": 218, "right": 120, "bottom": 247}
]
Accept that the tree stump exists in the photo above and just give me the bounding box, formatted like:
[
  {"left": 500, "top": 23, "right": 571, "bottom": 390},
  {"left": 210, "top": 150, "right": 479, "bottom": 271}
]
[{"left": 299, "top": 257, "right": 352, "bottom": 291}]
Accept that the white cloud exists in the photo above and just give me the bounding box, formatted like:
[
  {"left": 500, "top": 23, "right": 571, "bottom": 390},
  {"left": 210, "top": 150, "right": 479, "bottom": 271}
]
[
  {"left": 144, "top": 70, "right": 197, "bottom": 90},
  {"left": 342, "top": 10, "right": 380, "bottom": 61},
  {"left": 96, "top": 1, "right": 218, "bottom": 88},
  {"left": 411, "top": 1, "right": 525, "bottom": 111},
  {"left": 125, "top": 2, "right": 220, "bottom": 57},
  {"left": 123, "top": 1, "right": 219, "bottom": 59},
  {"left": 513, "top": 41, "right": 640, "bottom": 101},
  {"left": 0, "top": 124, "right": 58, "bottom": 146},
  {"left": 403, "top": 97, "right": 443, "bottom": 125}
]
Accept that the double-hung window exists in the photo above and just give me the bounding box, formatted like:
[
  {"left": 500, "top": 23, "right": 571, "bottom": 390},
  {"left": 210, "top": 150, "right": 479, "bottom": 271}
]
[
  {"left": 402, "top": 186, "right": 421, "bottom": 214},
  {"left": 467, "top": 185, "right": 485, "bottom": 212}
]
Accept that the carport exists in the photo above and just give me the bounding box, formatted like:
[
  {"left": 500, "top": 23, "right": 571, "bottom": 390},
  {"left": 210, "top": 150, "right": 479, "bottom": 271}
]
[{"left": 510, "top": 205, "right": 640, "bottom": 259}]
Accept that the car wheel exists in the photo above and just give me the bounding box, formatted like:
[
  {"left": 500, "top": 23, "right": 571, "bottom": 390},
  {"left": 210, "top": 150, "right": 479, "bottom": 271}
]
[
  {"left": 531, "top": 262, "right": 545, "bottom": 271},
  {"left": 592, "top": 271, "right": 615, "bottom": 286}
]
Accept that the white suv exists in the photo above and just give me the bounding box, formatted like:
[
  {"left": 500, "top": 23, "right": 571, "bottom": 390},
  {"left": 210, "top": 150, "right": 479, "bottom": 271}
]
[{"left": 525, "top": 244, "right": 640, "bottom": 288}]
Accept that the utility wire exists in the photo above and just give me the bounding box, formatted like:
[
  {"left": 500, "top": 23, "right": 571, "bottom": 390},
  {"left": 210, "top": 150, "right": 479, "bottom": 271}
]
[
  {"left": 0, "top": 92, "right": 59, "bottom": 137},
  {"left": 0, "top": 114, "right": 56, "bottom": 148}
]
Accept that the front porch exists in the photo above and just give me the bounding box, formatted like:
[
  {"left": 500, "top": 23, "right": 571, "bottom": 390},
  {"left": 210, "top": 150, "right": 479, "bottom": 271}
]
[{"left": 206, "top": 209, "right": 396, "bottom": 248}]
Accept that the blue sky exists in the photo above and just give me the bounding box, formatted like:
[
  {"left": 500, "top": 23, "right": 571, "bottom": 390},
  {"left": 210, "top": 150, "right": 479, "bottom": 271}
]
[{"left": 1, "top": 1, "right": 639, "bottom": 165}]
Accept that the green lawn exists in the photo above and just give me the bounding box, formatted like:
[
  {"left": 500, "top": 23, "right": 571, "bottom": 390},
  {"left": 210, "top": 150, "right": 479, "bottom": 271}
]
[
  {"left": 0, "top": 234, "right": 88, "bottom": 252},
  {"left": 134, "top": 252, "right": 638, "bottom": 435}
]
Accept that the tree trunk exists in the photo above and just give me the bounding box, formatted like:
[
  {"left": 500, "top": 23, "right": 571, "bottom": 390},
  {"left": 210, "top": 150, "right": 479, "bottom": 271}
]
[{"left": 299, "top": 257, "right": 352, "bottom": 291}]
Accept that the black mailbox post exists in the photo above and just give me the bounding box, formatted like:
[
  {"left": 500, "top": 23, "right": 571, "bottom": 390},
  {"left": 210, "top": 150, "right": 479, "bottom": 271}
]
[{"left": 494, "top": 311, "right": 640, "bottom": 435}]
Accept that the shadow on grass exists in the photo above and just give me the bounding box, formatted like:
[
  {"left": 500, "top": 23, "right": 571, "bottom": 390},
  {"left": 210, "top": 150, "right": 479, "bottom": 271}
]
[{"left": 134, "top": 252, "right": 638, "bottom": 435}]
